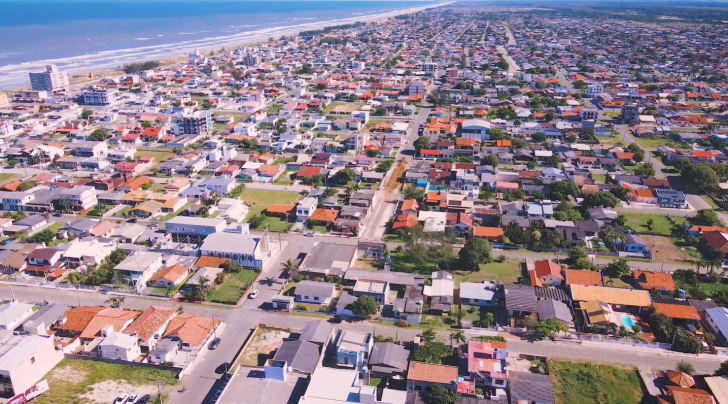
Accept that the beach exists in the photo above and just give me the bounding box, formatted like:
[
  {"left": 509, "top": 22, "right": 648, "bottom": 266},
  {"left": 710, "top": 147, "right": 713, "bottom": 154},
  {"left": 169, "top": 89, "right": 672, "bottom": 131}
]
[{"left": 0, "top": 1, "right": 451, "bottom": 90}]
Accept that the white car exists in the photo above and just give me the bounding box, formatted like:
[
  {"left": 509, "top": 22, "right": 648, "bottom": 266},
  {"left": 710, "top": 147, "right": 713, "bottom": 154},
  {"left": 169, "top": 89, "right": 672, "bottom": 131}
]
[
  {"left": 249, "top": 289, "right": 259, "bottom": 299},
  {"left": 114, "top": 396, "right": 128, "bottom": 404},
  {"left": 126, "top": 395, "right": 138, "bottom": 403}
]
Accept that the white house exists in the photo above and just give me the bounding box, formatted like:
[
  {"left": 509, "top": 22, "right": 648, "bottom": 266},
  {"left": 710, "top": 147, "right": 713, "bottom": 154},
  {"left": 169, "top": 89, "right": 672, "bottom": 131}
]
[
  {"left": 296, "top": 197, "right": 318, "bottom": 223},
  {"left": 199, "top": 231, "right": 269, "bottom": 269},
  {"left": 294, "top": 280, "right": 337, "bottom": 305},
  {"left": 113, "top": 252, "right": 164, "bottom": 292},
  {"left": 98, "top": 326, "right": 141, "bottom": 361}
]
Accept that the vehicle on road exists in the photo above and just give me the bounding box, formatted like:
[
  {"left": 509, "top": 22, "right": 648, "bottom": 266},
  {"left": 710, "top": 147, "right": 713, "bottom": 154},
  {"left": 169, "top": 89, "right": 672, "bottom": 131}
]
[
  {"left": 215, "top": 362, "right": 231, "bottom": 374},
  {"left": 209, "top": 337, "right": 221, "bottom": 350},
  {"left": 125, "top": 394, "right": 138, "bottom": 403},
  {"left": 304, "top": 232, "right": 314, "bottom": 237},
  {"left": 137, "top": 395, "right": 151, "bottom": 404},
  {"left": 249, "top": 289, "right": 259, "bottom": 299}
]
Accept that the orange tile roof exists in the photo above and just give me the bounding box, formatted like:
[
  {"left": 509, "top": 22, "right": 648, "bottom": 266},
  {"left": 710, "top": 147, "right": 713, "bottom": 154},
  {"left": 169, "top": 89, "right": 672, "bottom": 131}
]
[
  {"left": 473, "top": 226, "right": 504, "bottom": 238},
  {"left": 195, "top": 256, "right": 230, "bottom": 268},
  {"left": 564, "top": 269, "right": 602, "bottom": 286},
  {"left": 634, "top": 189, "right": 654, "bottom": 198},
  {"left": 663, "top": 386, "right": 712, "bottom": 404},
  {"left": 309, "top": 208, "right": 338, "bottom": 223},
  {"left": 55, "top": 306, "right": 105, "bottom": 333},
  {"left": 149, "top": 264, "right": 188, "bottom": 283},
  {"left": 266, "top": 203, "right": 296, "bottom": 214},
  {"left": 392, "top": 213, "right": 418, "bottom": 229},
  {"left": 533, "top": 260, "right": 563, "bottom": 279},
  {"left": 653, "top": 303, "right": 700, "bottom": 321},
  {"left": 123, "top": 306, "right": 177, "bottom": 340},
  {"left": 408, "top": 361, "right": 459, "bottom": 384},
  {"left": 455, "top": 138, "right": 477, "bottom": 147},
  {"left": 162, "top": 313, "right": 219, "bottom": 347},
  {"left": 691, "top": 150, "right": 714, "bottom": 159},
  {"left": 685, "top": 225, "right": 727, "bottom": 234},
  {"left": 90, "top": 221, "right": 116, "bottom": 237},
  {"left": 401, "top": 199, "right": 419, "bottom": 212},
  {"left": 80, "top": 308, "right": 140, "bottom": 339},
  {"left": 121, "top": 176, "right": 152, "bottom": 190},
  {"left": 633, "top": 271, "right": 675, "bottom": 291}
]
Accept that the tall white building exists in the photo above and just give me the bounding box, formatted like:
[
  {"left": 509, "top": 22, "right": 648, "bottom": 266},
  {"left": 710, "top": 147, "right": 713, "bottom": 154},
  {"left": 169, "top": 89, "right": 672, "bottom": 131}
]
[
  {"left": 28, "top": 65, "right": 69, "bottom": 92},
  {"left": 82, "top": 88, "right": 120, "bottom": 106},
  {"left": 585, "top": 83, "right": 604, "bottom": 98}
]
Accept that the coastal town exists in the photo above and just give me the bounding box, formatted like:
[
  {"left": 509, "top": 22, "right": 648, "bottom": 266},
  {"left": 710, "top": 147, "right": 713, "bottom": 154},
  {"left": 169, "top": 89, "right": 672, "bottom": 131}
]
[{"left": 3, "top": 2, "right": 728, "bottom": 404}]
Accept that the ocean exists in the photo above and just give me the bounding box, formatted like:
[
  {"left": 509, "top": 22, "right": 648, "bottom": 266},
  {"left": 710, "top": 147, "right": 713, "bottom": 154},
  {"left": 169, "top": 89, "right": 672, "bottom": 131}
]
[{"left": 0, "top": 0, "right": 434, "bottom": 89}]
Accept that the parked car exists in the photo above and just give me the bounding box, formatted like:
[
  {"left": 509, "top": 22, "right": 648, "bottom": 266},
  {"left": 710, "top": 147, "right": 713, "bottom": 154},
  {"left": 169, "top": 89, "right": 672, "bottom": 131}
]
[
  {"left": 304, "top": 232, "right": 314, "bottom": 237},
  {"left": 137, "top": 395, "right": 151, "bottom": 404},
  {"left": 126, "top": 394, "right": 138, "bottom": 403},
  {"left": 249, "top": 289, "right": 259, "bottom": 299},
  {"left": 215, "top": 362, "right": 230, "bottom": 374},
  {"left": 113, "top": 396, "right": 128, "bottom": 404},
  {"left": 209, "top": 337, "right": 221, "bottom": 350}
]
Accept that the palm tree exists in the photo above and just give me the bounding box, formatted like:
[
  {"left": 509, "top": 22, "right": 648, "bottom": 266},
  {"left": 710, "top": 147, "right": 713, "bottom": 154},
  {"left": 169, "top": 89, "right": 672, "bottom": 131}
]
[
  {"left": 281, "top": 259, "right": 299, "bottom": 272},
  {"left": 420, "top": 328, "right": 436, "bottom": 342},
  {"left": 105, "top": 296, "right": 125, "bottom": 308},
  {"left": 323, "top": 188, "right": 337, "bottom": 198},
  {"left": 198, "top": 275, "right": 211, "bottom": 301},
  {"left": 450, "top": 330, "right": 466, "bottom": 348}
]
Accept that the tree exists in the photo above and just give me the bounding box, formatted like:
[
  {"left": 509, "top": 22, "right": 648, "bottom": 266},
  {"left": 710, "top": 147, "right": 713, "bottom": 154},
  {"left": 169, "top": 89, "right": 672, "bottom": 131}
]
[
  {"left": 682, "top": 164, "right": 720, "bottom": 191},
  {"left": 583, "top": 192, "right": 620, "bottom": 208},
  {"left": 89, "top": 128, "right": 110, "bottom": 141},
  {"left": 420, "top": 328, "right": 436, "bottom": 342},
  {"left": 450, "top": 330, "right": 466, "bottom": 347},
  {"left": 197, "top": 275, "right": 211, "bottom": 301},
  {"left": 676, "top": 361, "right": 695, "bottom": 375},
  {"left": 547, "top": 181, "right": 580, "bottom": 200},
  {"left": 528, "top": 319, "right": 568, "bottom": 337},
  {"left": 626, "top": 144, "right": 645, "bottom": 162},
  {"left": 334, "top": 168, "right": 356, "bottom": 185},
  {"left": 609, "top": 186, "right": 631, "bottom": 201},
  {"left": 635, "top": 163, "right": 656, "bottom": 179},
  {"left": 568, "top": 246, "right": 588, "bottom": 261},
  {"left": 573, "top": 257, "right": 594, "bottom": 270},
  {"left": 344, "top": 181, "right": 360, "bottom": 198},
  {"left": 351, "top": 295, "right": 379, "bottom": 318},
  {"left": 412, "top": 341, "right": 451, "bottom": 364},
  {"left": 413, "top": 137, "right": 430, "bottom": 153},
  {"left": 375, "top": 160, "right": 393, "bottom": 173},
  {"left": 458, "top": 238, "right": 492, "bottom": 271},
  {"left": 104, "top": 296, "right": 125, "bottom": 308},
  {"left": 532, "top": 132, "right": 546, "bottom": 142},
  {"left": 606, "top": 259, "right": 630, "bottom": 277},
  {"left": 425, "top": 385, "right": 459, "bottom": 404},
  {"left": 695, "top": 209, "right": 722, "bottom": 226},
  {"left": 281, "top": 259, "right": 299, "bottom": 272},
  {"left": 481, "top": 154, "right": 499, "bottom": 167},
  {"left": 715, "top": 360, "right": 728, "bottom": 376},
  {"left": 672, "top": 329, "right": 701, "bottom": 354},
  {"left": 402, "top": 184, "right": 425, "bottom": 200},
  {"left": 81, "top": 109, "right": 93, "bottom": 119},
  {"left": 674, "top": 159, "right": 690, "bottom": 172}
]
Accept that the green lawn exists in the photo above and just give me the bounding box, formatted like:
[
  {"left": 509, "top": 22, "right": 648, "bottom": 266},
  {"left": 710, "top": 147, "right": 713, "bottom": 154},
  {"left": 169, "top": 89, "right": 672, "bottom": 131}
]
[
  {"left": 701, "top": 195, "right": 721, "bottom": 210},
  {"left": 246, "top": 207, "right": 293, "bottom": 232},
  {"left": 240, "top": 189, "right": 300, "bottom": 208},
  {"left": 206, "top": 270, "right": 259, "bottom": 304},
  {"left": 619, "top": 213, "right": 675, "bottom": 236},
  {"left": 82, "top": 204, "right": 113, "bottom": 217},
  {"left": 604, "top": 111, "right": 620, "bottom": 119},
  {"left": 163, "top": 201, "right": 193, "bottom": 221},
  {"left": 549, "top": 360, "right": 647, "bottom": 404},
  {"left": 135, "top": 150, "right": 173, "bottom": 162},
  {"left": 273, "top": 170, "right": 295, "bottom": 185},
  {"left": 273, "top": 156, "right": 297, "bottom": 165},
  {"left": 113, "top": 206, "right": 133, "bottom": 218},
  {"left": 145, "top": 183, "right": 165, "bottom": 192},
  {"left": 453, "top": 260, "right": 523, "bottom": 285},
  {"left": 0, "top": 173, "right": 19, "bottom": 184},
  {"left": 35, "top": 358, "right": 178, "bottom": 404},
  {"left": 632, "top": 136, "right": 688, "bottom": 149},
  {"left": 592, "top": 174, "right": 606, "bottom": 183}
]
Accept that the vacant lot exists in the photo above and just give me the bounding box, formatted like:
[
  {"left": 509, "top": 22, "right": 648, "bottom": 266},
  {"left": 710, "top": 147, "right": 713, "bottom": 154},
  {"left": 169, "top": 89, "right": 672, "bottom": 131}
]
[
  {"left": 206, "top": 269, "right": 258, "bottom": 304},
  {"left": 237, "top": 328, "right": 290, "bottom": 367},
  {"left": 240, "top": 189, "right": 300, "bottom": 208},
  {"left": 135, "top": 150, "right": 173, "bottom": 162},
  {"left": 549, "top": 360, "right": 647, "bottom": 404},
  {"left": 620, "top": 213, "right": 674, "bottom": 236},
  {"left": 632, "top": 136, "right": 688, "bottom": 150},
  {"left": 35, "top": 358, "right": 178, "bottom": 404},
  {"left": 0, "top": 173, "right": 19, "bottom": 184},
  {"left": 323, "top": 101, "right": 364, "bottom": 114},
  {"left": 454, "top": 260, "right": 522, "bottom": 285},
  {"left": 641, "top": 235, "right": 685, "bottom": 262}
]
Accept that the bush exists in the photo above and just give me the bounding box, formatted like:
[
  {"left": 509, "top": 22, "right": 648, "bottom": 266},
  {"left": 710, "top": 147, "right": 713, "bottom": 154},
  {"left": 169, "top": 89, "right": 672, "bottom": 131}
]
[
  {"left": 294, "top": 304, "right": 308, "bottom": 311},
  {"left": 395, "top": 320, "right": 412, "bottom": 328}
]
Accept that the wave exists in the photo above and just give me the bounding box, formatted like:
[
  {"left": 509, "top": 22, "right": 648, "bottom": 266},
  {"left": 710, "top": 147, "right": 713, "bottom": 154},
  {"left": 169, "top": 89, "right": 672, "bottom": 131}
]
[{"left": 0, "top": 3, "right": 445, "bottom": 89}]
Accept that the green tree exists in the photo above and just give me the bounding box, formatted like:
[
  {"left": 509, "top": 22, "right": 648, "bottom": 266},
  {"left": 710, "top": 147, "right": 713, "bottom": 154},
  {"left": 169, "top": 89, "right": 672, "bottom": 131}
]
[
  {"left": 197, "top": 275, "right": 211, "bottom": 301},
  {"left": 674, "top": 159, "right": 690, "bottom": 172},
  {"left": 351, "top": 295, "right": 379, "bottom": 318},
  {"left": 458, "top": 238, "right": 492, "bottom": 271},
  {"left": 89, "top": 128, "right": 110, "bottom": 141},
  {"left": 715, "top": 360, "right": 728, "bottom": 376},
  {"left": 532, "top": 132, "right": 547, "bottom": 142},
  {"left": 672, "top": 329, "right": 701, "bottom": 354},
  {"left": 547, "top": 181, "right": 580, "bottom": 200},
  {"left": 528, "top": 319, "right": 568, "bottom": 336},
  {"left": 413, "top": 136, "right": 431, "bottom": 153},
  {"left": 281, "top": 259, "right": 299, "bottom": 272},
  {"left": 334, "top": 168, "right": 357, "bottom": 185},
  {"left": 676, "top": 361, "right": 695, "bottom": 375},
  {"left": 425, "top": 385, "right": 459, "bottom": 404},
  {"left": 81, "top": 109, "right": 93, "bottom": 119},
  {"left": 420, "top": 328, "right": 436, "bottom": 342},
  {"left": 582, "top": 192, "right": 620, "bottom": 208},
  {"left": 412, "top": 341, "right": 451, "bottom": 364},
  {"left": 682, "top": 164, "right": 720, "bottom": 191},
  {"left": 481, "top": 154, "right": 499, "bottom": 167},
  {"left": 606, "top": 258, "right": 630, "bottom": 277},
  {"left": 695, "top": 209, "right": 722, "bottom": 226},
  {"left": 568, "top": 246, "right": 588, "bottom": 261},
  {"left": 609, "top": 186, "right": 631, "bottom": 201},
  {"left": 635, "top": 163, "right": 656, "bottom": 179},
  {"left": 402, "top": 184, "right": 425, "bottom": 200}
]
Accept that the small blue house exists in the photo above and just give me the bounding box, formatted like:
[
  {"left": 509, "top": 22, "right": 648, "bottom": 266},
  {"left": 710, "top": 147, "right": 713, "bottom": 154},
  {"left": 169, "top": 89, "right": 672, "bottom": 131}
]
[{"left": 624, "top": 234, "right": 649, "bottom": 254}]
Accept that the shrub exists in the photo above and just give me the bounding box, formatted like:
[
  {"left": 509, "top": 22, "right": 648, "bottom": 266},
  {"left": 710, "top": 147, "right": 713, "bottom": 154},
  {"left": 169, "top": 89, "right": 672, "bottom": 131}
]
[{"left": 395, "top": 320, "right": 412, "bottom": 328}]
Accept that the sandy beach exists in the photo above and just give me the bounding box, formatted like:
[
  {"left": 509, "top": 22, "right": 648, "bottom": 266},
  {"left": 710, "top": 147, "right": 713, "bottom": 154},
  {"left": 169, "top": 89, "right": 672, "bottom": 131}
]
[{"left": 2, "top": 2, "right": 452, "bottom": 90}]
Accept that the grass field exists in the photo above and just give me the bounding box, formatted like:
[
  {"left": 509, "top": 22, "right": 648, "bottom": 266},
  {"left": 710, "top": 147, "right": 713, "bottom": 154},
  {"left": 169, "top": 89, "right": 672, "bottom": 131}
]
[
  {"left": 246, "top": 207, "right": 293, "bottom": 232},
  {"left": 0, "top": 173, "right": 18, "bottom": 184},
  {"left": 35, "top": 358, "right": 178, "bottom": 404},
  {"left": 619, "top": 213, "right": 675, "bottom": 236},
  {"left": 592, "top": 174, "right": 606, "bottom": 183},
  {"left": 163, "top": 201, "right": 193, "bottom": 221},
  {"left": 206, "top": 269, "right": 258, "bottom": 304},
  {"left": 240, "top": 189, "right": 300, "bottom": 208},
  {"left": 135, "top": 150, "right": 173, "bottom": 162},
  {"left": 273, "top": 170, "right": 295, "bottom": 185},
  {"left": 453, "top": 260, "right": 522, "bottom": 285},
  {"left": 632, "top": 136, "right": 688, "bottom": 150},
  {"left": 113, "top": 206, "right": 133, "bottom": 218},
  {"left": 549, "top": 360, "right": 647, "bottom": 404},
  {"left": 323, "top": 101, "right": 364, "bottom": 114}
]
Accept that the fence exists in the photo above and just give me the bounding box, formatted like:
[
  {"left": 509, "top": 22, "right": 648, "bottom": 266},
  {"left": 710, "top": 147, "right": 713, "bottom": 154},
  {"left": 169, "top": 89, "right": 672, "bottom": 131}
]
[
  {"left": 65, "top": 353, "right": 183, "bottom": 373},
  {"left": 573, "top": 333, "right": 672, "bottom": 350}
]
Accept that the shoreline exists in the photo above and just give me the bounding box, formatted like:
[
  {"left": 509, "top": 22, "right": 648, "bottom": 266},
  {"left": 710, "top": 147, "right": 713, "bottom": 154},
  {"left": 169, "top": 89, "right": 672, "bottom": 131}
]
[{"left": 1, "top": 2, "right": 453, "bottom": 91}]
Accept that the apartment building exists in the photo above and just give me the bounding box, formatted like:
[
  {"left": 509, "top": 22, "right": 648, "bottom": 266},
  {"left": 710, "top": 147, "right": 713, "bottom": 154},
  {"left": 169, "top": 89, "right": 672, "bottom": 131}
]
[
  {"left": 81, "top": 88, "right": 120, "bottom": 106},
  {"left": 0, "top": 334, "right": 64, "bottom": 398},
  {"left": 28, "top": 64, "right": 69, "bottom": 92}
]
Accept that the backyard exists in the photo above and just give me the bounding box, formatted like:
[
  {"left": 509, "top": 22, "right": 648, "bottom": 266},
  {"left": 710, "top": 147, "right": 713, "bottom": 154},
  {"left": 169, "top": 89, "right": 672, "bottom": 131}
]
[
  {"left": 113, "top": 206, "right": 133, "bottom": 218},
  {"left": 549, "top": 360, "right": 648, "bottom": 404},
  {"left": 35, "top": 358, "right": 178, "bottom": 404},
  {"left": 242, "top": 190, "right": 301, "bottom": 232},
  {"left": 454, "top": 260, "right": 523, "bottom": 285},
  {"left": 619, "top": 213, "right": 675, "bottom": 236},
  {"left": 206, "top": 269, "right": 259, "bottom": 304},
  {"left": 632, "top": 136, "right": 689, "bottom": 149}
]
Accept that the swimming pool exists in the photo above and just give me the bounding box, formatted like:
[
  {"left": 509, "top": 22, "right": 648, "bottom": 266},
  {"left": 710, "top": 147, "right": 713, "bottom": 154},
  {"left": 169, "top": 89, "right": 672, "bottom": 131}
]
[{"left": 621, "top": 315, "right": 635, "bottom": 329}]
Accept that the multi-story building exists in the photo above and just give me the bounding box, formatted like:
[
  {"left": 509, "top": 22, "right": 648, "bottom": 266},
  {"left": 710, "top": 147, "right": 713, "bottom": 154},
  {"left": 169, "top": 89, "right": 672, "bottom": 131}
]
[
  {"left": 620, "top": 103, "right": 639, "bottom": 125},
  {"left": 415, "top": 62, "right": 438, "bottom": 74},
  {"left": 17, "top": 90, "right": 48, "bottom": 101},
  {"left": 59, "top": 186, "right": 98, "bottom": 211},
  {"left": 408, "top": 81, "right": 426, "bottom": 97},
  {"left": 176, "top": 111, "right": 212, "bottom": 136},
  {"left": 0, "top": 334, "right": 64, "bottom": 399},
  {"left": 164, "top": 216, "right": 226, "bottom": 243},
  {"left": 585, "top": 83, "right": 604, "bottom": 98},
  {"left": 242, "top": 52, "right": 260, "bottom": 66},
  {"left": 81, "top": 88, "right": 119, "bottom": 106},
  {"left": 28, "top": 64, "right": 69, "bottom": 92}
]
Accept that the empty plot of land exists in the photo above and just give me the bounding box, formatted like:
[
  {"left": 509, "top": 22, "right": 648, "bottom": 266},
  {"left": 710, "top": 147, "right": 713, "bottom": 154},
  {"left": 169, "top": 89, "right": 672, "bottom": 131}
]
[{"left": 641, "top": 235, "right": 685, "bottom": 262}]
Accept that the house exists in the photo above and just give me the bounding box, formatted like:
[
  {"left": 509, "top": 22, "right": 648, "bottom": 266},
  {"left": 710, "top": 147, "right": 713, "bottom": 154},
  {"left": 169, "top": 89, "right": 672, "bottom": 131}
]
[
  {"left": 537, "top": 299, "right": 574, "bottom": 326},
  {"left": 654, "top": 189, "right": 688, "bottom": 209},
  {"left": 75, "top": 307, "right": 139, "bottom": 342},
  {"left": 122, "top": 306, "right": 177, "bottom": 352},
  {"left": 299, "top": 242, "right": 357, "bottom": 279},
  {"left": 473, "top": 226, "right": 504, "bottom": 243},
  {"left": 570, "top": 285, "right": 651, "bottom": 312},
  {"left": 296, "top": 197, "right": 318, "bottom": 223},
  {"left": 352, "top": 279, "right": 390, "bottom": 305},
  {"left": 563, "top": 269, "right": 603, "bottom": 287},
  {"left": 407, "top": 362, "right": 459, "bottom": 392},
  {"left": 0, "top": 335, "right": 64, "bottom": 399},
  {"left": 702, "top": 231, "right": 728, "bottom": 255},
  {"left": 509, "top": 371, "right": 556, "bottom": 404},
  {"left": 201, "top": 177, "right": 236, "bottom": 195},
  {"left": 633, "top": 271, "right": 675, "bottom": 293},
  {"left": 270, "top": 339, "right": 320, "bottom": 375},
  {"left": 459, "top": 281, "right": 496, "bottom": 306},
  {"left": 0, "top": 302, "right": 35, "bottom": 330},
  {"left": 131, "top": 200, "right": 163, "bottom": 218},
  {"left": 294, "top": 280, "right": 336, "bottom": 305},
  {"left": 20, "top": 303, "right": 70, "bottom": 336},
  {"left": 624, "top": 234, "right": 649, "bottom": 254},
  {"left": 199, "top": 231, "right": 269, "bottom": 269},
  {"left": 657, "top": 386, "right": 714, "bottom": 404},
  {"left": 704, "top": 307, "right": 728, "bottom": 346},
  {"left": 425, "top": 271, "right": 454, "bottom": 314},
  {"left": 159, "top": 313, "right": 219, "bottom": 353},
  {"left": 147, "top": 264, "right": 189, "bottom": 289},
  {"left": 464, "top": 340, "right": 508, "bottom": 396},
  {"left": 98, "top": 326, "right": 141, "bottom": 361},
  {"left": 113, "top": 251, "right": 164, "bottom": 292},
  {"left": 334, "top": 330, "right": 371, "bottom": 368},
  {"left": 368, "top": 342, "right": 409, "bottom": 378},
  {"left": 503, "top": 284, "right": 538, "bottom": 322},
  {"left": 529, "top": 260, "right": 563, "bottom": 287}
]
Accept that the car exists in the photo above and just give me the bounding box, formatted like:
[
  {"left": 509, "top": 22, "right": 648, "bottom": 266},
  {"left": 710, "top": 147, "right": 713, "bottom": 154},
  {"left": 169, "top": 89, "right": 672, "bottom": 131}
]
[
  {"left": 209, "top": 337, "right": 221, "bottom": 350},
  {"left": 0, "top": 239, "right": 12, "bottom": 245},
  {"left": 215, "top": 390, "right": 222, "bottom": 397},
  {"left": 127, "top": 218, "right": 137, "bottom": 223},
  {"left": 53, "top": 212, "right": 63, "bottom": 217},
  {"left": 304, "top": 232, "right": 314, "bottom": 237},
  {"left": 403, "top": 139, "right": 409, "bottom": 144},
  {"left": 113, "top": 396, "right": 128, "bottom": 404},
  {"left": 137, "top": 395, "right": 151, "bottom": 404},
  {"left": 249, "top": 289, "right": 259, "bottom": 299},
  {"left": 215, "top": 362, "right": 231, "bottom": 374},
  {"left": 126, "top": 394, "right": 138, "bottom": 403}
]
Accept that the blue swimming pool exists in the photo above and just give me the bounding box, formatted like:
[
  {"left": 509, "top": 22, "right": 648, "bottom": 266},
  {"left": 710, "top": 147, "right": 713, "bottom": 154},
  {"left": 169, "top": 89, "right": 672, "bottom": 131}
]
[{"left": 621, "top": 315, "right": 635, "bottom": 329}]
